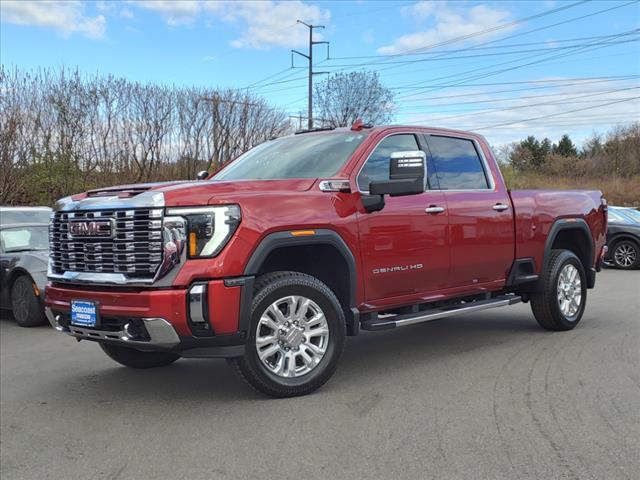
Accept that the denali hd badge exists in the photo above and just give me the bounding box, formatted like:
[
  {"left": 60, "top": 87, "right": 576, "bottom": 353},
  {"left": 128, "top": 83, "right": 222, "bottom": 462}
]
[
  {"left": 69, "top": 220, "right": 113, "bottom": 238},
  {"left": 373, "top": 263, "right": 423, "bottom": 274}
]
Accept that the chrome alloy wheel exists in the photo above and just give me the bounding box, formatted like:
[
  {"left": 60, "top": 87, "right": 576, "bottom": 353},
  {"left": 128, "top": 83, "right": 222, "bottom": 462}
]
[
  {"left": 557, "top": 264, "right": 582, "bottom": 318},
  {"left": 255, "top": 295, "right": 330, "bottom": 378},
  {"left": 614, "top": 243, "right": 637, "bottom": 267},
  {"left": 11, "top": 280, "right": 31, "bottom": 322}
]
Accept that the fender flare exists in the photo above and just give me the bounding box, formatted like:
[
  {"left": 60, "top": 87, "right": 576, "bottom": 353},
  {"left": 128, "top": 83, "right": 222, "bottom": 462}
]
[
  {"left": 542, "top": 218, "right": 595, "bottom": 288},
  {"left": 239, "top": 229, "right": 360, "bottom": 335},
  {"left": 244, "top": 229, "right": 357, "bottom": 305}
]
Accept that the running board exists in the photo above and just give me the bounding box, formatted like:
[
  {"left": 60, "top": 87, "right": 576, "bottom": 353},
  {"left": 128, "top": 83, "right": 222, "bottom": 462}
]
[{"left": 360, "top": 295, "right": 522, "bottom": 331}]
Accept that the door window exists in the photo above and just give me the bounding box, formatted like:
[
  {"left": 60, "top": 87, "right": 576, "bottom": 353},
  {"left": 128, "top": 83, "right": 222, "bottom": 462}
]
[
  {"left": 357, "top": 134, "right": 421, "bottom": 191},
  {"left": 427, "top": 136, "right": 490, "bottom": 190}
]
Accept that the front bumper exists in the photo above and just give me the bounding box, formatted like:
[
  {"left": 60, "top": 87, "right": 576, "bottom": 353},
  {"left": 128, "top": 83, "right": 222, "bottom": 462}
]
[
  {"left": 46, "top": 308, "right": 181, "bottom": 348},
  {"left": 45, "top": 279, "right": 251, "bottom": 358}
]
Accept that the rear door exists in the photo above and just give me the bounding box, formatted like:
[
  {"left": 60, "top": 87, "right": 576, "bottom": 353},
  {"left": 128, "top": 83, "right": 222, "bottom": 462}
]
[
  {"left": 424, "top": 134, "right": 514, "bottom": 287},
  {"left": 356, "top": 132, "right": 450, "bottom": 301}
]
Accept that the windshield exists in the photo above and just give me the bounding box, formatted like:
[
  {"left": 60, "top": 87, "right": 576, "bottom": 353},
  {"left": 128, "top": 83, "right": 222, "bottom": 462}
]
[
  {"left": 1, "top": 226, "right": 49, "bottom": 253},
  {"left": 608, "top": 208, "right": 640, "bottom": 225},
  {"left": 213, "top": 132, "right": 368, "bottom": 181},
  {"left": 0, "top": 209, "right": 51, "bottom": 225}
]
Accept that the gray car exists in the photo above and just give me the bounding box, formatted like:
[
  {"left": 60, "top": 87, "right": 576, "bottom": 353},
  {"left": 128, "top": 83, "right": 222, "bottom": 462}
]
[{"left": 0, "top": 207, "right": 52, "bottom": 326}]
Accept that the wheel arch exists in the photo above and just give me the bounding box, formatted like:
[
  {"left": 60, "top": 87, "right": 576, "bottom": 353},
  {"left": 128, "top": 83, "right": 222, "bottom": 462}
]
[
  {"left": 243, "top": 229, "right": 359, "bottom": 335},
  {"left": 7, "top": 267, "right": 32, "bottom": 291},
  {"left": 542, "top": 218, "right": 595, "bottom": 288},
  {"left": 608, "top": 232, "right": 640, "bottom": 249}
]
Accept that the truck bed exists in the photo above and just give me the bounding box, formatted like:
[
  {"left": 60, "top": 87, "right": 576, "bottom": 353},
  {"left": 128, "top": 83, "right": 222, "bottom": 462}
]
[{"left": 510, "top": 189, "right": 607, "bottom": 274}]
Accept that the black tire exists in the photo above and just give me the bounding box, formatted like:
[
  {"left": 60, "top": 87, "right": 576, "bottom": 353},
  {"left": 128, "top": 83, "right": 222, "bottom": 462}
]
[
  {"left": 531, "top": 249, "right": 587, "bottom": 331},
  {"left": 229, "top": 271, "right": 346, "bottom": 398},
  {"left": 100, "top": 343, "right": 179, "bottom": 369},
  {"left": 610, "top": 239, "right": 639, "bottom": 270},
  {"left": 11, "top": 276, "right": 46, "bottom": 327}
]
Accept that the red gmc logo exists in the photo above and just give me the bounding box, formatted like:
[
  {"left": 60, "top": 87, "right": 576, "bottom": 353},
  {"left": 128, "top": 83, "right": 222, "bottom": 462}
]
[{"left": 69, "top": 220, "right": 113, "bottom": 238}]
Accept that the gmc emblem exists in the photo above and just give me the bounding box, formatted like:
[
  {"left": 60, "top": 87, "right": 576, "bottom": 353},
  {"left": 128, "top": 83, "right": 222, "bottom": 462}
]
[{"left": 69, "top": 220, "right": 113, "bottom": 238}]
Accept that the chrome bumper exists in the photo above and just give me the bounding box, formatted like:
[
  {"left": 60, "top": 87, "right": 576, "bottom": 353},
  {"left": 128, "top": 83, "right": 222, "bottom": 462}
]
[{"left": 45, "top": 307, "right": 180, "bottom": 348}]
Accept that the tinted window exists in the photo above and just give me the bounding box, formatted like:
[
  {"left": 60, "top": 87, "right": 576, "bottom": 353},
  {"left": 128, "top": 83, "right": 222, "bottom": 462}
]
[
  {"left": 0, "top": 209, "right": 51, "bottom": 225},
  {"left": 358, "top": 134, "right": 421, "bottom": 190},
  {"left": 214, "top": 132, "right": 367, "bottom": 181},
  {"left": 428, "top": 136, "right": 489, "bottom": 190}
]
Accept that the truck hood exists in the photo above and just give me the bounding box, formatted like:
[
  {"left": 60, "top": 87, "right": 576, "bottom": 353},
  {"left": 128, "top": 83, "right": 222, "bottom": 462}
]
[{"left": 62, "top": 178, "right": 317, "bottom": 210}]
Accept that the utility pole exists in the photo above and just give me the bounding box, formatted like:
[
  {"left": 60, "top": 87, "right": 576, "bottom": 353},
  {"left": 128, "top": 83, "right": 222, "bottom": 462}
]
[{"left": 292, "top": 20, "right": 329, "bottom": 130}]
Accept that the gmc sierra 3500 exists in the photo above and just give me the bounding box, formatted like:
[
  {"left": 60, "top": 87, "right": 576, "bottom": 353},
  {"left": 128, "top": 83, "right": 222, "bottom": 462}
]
[{"left": 45, "top": 122, "right": 608, "bottom": 397}]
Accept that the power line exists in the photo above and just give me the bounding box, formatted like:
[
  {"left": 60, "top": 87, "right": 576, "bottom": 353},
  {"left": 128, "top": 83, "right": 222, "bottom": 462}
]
[
  {"left": 472, "top": 96, "right": 640, "bottom": 130},
  {"left": 394, "top": 29, "right": 639, "bottom": 99},
  {"left": 369, "top": 0, "right": 590, "bottom": 60},
  {"left": 397, "top": 87, "right": 640, "bottom": 120},
  {"left": 320, "top": 37, "right": 637, "bottom": 69},
  {"left": 395, "top": 85, "right": 640, "bottom": 114},
  {"left": 240, "top": 0, "right": 592, "bottom": 101},
  {"left": 322, "top": 0, "right": 637, "bottom": 83},
  {"left": 243, "top": 67, "right": 292, "bottom": 90},
  {"left": 327, "top": 32, "right": 639, "bottom": 60}
]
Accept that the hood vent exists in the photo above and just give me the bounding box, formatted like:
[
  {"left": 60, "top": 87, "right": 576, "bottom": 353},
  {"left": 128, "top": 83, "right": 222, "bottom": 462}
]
[{"left": 87, "top": 186, "right": 152, "bottom": 198}]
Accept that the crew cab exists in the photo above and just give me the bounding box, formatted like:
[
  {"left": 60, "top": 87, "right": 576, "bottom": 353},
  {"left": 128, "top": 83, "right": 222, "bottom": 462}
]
[{"left": 45, "top": 123, "right": 607, "bottom": 397}]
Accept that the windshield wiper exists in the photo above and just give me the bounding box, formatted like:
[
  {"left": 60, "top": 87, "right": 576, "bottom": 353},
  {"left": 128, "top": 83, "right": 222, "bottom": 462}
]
[{"left": 5, "top": 248, "right": 46, "bottom": 253}]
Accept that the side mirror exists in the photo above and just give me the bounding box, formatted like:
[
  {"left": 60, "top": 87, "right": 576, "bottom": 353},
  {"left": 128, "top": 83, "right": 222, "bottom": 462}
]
[
  {"left": 369, "top": 150, "right": 426, "bottom": 197},
  {"left": 196, "top": 170, "right": 209, "bottom": 181}
]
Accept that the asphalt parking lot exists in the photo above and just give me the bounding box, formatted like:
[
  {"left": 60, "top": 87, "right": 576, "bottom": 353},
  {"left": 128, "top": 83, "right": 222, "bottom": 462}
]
[{"left": 1, "top": 269, "right": 639, "bottom": 480}]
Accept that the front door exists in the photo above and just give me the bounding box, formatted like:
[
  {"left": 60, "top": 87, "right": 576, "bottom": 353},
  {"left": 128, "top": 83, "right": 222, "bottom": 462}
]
[{"left": 355, "top": 133, "right": 450, "bottom": 302}]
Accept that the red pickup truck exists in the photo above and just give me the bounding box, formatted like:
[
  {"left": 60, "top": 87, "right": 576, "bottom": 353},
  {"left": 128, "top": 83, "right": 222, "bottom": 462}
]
[{"left": 45, "top": 123, "right": 607, "bottom": 397}]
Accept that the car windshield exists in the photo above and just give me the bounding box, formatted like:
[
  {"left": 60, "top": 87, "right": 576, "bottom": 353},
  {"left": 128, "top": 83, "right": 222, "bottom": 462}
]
[
  {"left": 622, "top": 208, "right": 640, "bottom": 223},
  {"left": 0, "top": 209, "right": 51, "bottom": 225},
  {"left": 608, "top": 208, "right": 640, "bottom": 225},
  {"left": 1, "top": 226, "right": 49, "bottom": 253},
  {"left": 213, "top": 132, "right": 368, "bottom": 181}
]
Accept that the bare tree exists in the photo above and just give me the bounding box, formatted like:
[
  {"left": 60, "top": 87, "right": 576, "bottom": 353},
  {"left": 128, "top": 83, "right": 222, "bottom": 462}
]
[
  {"left": 314, "top": 70, "right": 395, "bottom": 128},
  {"left": 0, "top": 66, "right": 291, "bottom": 205}
]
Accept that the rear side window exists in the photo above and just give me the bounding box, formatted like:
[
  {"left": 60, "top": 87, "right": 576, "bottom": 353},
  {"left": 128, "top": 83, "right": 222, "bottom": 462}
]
[
  {"left": 357, "top": 134, "right": 421, "bottom": 190},
  {"left": 427, "top": 136, "right": 490, "bottom": 190}
]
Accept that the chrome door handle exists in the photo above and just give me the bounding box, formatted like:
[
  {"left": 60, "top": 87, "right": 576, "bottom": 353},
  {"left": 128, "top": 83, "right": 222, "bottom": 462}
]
[
  {"left": 492, "top": 203, "right": 509, "bottom": 212},
  {"left": 425, "top": 206, "right": 445, "bottom": 214}
]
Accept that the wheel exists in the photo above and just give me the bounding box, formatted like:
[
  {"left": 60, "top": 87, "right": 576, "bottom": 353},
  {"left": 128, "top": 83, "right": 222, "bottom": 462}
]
[
  {"left": 611, "top": 239, "right": 639, "bottom": 269},
  {"left": 229, "top": 271, "right": 346, "bottom": 398},
  {"left": 531, "top": 249, "right": 587, "bottom": 331},
  {"left": 100, "top": 343, "right": 179, "bottom": 369},
  {"left": 11, "top": 276, "right": 46, "bottom": 327}
]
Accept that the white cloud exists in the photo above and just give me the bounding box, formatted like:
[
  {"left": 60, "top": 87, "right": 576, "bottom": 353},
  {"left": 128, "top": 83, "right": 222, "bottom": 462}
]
[
  {"left": 129, "top": 1, "right": 201, "bottom": 26},
  {"left": 0, "top": 0, "right": 106, "bottom": 39},
  {"left": 379, "top": 2, "right": 513, "bottom": 55},
  {"left": 222, "top": 1, "right": 330, "bottom": 49},
  {"left": 120, "top": 8, "right": 135, "bottom": 20},
  {"left": 400, "top": 1, "right": 436, "bottom": 21},
  {"left": 126, "top": 0, "right": 329, "bottom": 49}
]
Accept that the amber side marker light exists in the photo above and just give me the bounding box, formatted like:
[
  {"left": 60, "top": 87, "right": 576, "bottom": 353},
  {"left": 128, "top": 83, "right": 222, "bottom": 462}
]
[
  {"left": 189, "top": 232, "right": 198, "bottom": 256},
  {"left": 290, "top": 230, "right": 316, "bottom": 237}
]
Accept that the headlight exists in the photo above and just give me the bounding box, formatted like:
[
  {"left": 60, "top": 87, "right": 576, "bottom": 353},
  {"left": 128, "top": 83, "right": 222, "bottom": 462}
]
[{"left": 165, "top": 205, "right": 241, "bottom": 258}]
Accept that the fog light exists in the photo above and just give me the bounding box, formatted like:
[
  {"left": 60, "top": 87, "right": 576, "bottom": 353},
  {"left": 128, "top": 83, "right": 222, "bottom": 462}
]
[{"left": 188, "top": 284, "right": 208, "bottom": 323}]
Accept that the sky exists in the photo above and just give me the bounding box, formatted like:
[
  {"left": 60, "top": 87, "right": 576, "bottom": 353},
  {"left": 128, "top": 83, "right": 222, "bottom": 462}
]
[{"left": 1, "top": 0, "right": 639, "bottom": 147}]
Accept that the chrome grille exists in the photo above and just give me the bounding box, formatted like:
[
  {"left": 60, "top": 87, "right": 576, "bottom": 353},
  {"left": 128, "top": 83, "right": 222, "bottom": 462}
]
[{"left": 50, "top": 208, "right": 164, "bottom": 279}]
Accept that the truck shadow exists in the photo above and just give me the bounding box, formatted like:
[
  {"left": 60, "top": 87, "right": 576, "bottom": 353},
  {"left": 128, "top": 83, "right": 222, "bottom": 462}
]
[{"left": 47, "top": 306, "right": 551, "bottom": 403}]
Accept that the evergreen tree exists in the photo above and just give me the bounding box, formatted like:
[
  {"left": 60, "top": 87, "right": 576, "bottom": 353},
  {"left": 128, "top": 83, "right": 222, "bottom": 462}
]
[{"left": 553, "top": 134, "right": 578, "bottom": 157}]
